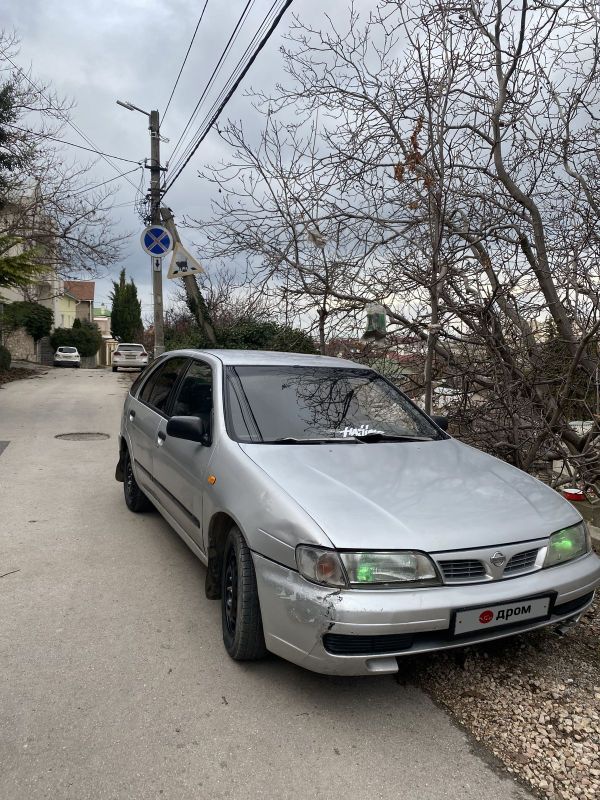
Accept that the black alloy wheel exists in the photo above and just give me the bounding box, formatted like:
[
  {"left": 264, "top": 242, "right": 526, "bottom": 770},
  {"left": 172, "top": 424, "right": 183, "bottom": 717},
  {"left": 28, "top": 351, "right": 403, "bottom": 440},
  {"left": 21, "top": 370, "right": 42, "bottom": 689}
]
[
  {"left": 220, "top": 527, "right": 267, "bottom": 661},
  {"left": 123, "top": 449, "right": 152, "bottom": 513}
]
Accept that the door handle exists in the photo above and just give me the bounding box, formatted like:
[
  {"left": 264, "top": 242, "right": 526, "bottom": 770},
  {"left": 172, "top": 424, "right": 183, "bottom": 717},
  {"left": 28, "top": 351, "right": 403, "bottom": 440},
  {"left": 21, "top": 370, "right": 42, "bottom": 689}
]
[
  {"left": 157, "top": 430, "right": 166, "bottom": 446},
  {"left": 129, "top": 410, "right": 136, "bottom": 421}
]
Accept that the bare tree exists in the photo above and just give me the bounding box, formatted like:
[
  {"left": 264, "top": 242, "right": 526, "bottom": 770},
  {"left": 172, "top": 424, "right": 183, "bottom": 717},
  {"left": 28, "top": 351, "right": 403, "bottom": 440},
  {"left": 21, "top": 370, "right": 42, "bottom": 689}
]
[
  {"left": 192, "top": 0, "right": 600, "bottom": 488},
  {"left": 0, "top": 31, "right": 131, "bottom": 288}
]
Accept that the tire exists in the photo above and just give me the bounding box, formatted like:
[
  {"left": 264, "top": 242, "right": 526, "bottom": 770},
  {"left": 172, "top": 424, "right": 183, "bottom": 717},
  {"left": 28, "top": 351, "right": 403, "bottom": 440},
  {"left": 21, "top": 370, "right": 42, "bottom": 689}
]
[
  {"left": 221, "top": 526, "right": 267, "bottom": 661},
  {"left": 112, "top": 366, "right": 117, "bottom": 372},
  {"left": 123, "top": 449, "right": 152, "bottom": 512}
]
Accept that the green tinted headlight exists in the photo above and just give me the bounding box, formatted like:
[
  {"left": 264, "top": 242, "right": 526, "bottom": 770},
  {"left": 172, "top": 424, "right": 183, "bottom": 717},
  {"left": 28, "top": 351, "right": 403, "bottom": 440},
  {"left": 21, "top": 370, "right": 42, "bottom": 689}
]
[
  {"left": 340, "top": 551, "right": 440, "bottom": 586},
  {"left": 543, "top": 522, "right": 590, "bottom": 568}
]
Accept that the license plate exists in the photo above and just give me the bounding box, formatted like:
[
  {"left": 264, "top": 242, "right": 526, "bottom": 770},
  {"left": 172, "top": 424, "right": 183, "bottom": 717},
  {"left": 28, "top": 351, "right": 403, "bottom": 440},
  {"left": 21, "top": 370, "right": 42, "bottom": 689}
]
[{"left": 454, "top": 596, "right": 551, "bottom": 635}]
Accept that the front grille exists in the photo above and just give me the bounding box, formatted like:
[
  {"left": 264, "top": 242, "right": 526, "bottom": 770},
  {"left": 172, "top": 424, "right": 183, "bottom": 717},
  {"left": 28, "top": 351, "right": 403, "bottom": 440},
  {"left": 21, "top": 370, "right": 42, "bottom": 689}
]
[
  {"left": 323, "top": 633, "right": 414, "bottom": 655},
  {"left": 504, "top": 548, "right": 538, "bottom": 574},
  {"left": 439, "top": 559, "right": 486, "bottom": 580}
]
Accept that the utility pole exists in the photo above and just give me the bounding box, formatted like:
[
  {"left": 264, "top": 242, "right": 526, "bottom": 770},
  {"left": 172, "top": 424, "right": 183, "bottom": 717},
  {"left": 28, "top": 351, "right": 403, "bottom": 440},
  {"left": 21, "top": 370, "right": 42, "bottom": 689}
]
[
  {"left": 116, "top": 99, "right": 165, "bottom": 358},
  {"left": 149, "top": 109, "right": 165, "bottom": 357},
  {"left": 160, "top": 207, "right": 217, "bottom": 345}
]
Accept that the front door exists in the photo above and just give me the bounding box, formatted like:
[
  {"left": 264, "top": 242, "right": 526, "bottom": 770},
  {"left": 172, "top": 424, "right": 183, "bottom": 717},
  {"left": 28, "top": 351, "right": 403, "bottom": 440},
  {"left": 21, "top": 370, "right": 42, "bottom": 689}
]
[
  {"left": 129, "top": 357, "right": 189, "bottom": 497},
  {"left": 153, "top": 359, "right": 215, "bottom": 551}
]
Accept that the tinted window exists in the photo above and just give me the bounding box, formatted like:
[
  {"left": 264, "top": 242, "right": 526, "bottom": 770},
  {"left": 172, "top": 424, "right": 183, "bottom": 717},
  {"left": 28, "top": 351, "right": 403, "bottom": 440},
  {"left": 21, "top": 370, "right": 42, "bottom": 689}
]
[
  {"left": 171, "top": 361, "right": 213, "bottom": 421},
  {"left": 225, "top": 366, "right": 441, "bottom": 442},
  {"left": 139, "top": 358, "right": 188, "bottom": 413},
  {"left": 117, "top": 344, "right": 144, "bottom": 351},
  {"left": 58, "top": 347, "right": 77, "bottom": 353}
]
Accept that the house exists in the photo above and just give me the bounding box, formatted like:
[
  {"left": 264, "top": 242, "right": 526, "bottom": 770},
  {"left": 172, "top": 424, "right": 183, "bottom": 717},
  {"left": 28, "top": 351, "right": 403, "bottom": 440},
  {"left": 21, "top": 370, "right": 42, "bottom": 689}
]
[
  {"left": 63, "top": 280, "right": 95, "bottom": 323},
  {"left": 93, "top": 304, "right": 118, "bottom": 366}
]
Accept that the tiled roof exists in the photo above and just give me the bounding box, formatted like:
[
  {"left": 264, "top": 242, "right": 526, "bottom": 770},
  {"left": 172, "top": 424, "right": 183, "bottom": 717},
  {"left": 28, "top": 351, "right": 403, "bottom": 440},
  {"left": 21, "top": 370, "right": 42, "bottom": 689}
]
[{"left": 64, "top": 280, "right": 95, "bottom": 302}]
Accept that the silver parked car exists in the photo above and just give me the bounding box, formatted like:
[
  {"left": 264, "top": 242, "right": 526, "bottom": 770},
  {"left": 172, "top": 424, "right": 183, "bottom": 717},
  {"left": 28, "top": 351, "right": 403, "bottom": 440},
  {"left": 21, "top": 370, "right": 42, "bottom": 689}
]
[
  {"left": 116, "top": 350, "right": 600, "bottom": 675},
  {"left": 112, "top": 343, "right": 149, "bottom": 372}
]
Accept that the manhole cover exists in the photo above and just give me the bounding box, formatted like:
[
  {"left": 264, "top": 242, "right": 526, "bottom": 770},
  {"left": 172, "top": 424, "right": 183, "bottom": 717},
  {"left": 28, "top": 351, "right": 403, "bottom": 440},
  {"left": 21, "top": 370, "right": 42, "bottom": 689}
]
[{"left": 55, "top": 432, "right": 110, "bottom": 441}]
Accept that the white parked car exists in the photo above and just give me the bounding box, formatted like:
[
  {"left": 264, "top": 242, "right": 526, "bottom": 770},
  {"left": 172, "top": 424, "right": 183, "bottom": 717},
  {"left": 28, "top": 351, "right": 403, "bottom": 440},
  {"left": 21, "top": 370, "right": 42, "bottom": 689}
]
[
  {"left": 53, "top": 346, "right": 81, "bottom": 368},
  {"left": 112, "top": 343, "right": 149, "bottom": 372}
]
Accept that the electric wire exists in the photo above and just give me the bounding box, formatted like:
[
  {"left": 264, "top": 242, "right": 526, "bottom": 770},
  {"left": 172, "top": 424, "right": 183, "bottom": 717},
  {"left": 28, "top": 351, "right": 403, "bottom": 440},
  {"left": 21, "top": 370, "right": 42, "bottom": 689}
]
[
  {"left": 71, "top": 166, "right": 143, "bottom": 197},
  {"left": 162, "top": 0, "right": 210, "bottom": 125},
  {"left": 162, "top": 0, "right": 293, "bottom": 198},
  {"left": 0, "top": 49, "right": 141, "bottom": 190},
  {"left": 167, "top": 0, "right": 281, "bottom": 180},
  {"left": 168, "top": 0, "right": 282, "bottom": 179},
  {"left": 166, "top": 0, "right": 255, "bottom": 172},
  {"left": 6, "top": 124, "right": 143, "bottom": 165}
]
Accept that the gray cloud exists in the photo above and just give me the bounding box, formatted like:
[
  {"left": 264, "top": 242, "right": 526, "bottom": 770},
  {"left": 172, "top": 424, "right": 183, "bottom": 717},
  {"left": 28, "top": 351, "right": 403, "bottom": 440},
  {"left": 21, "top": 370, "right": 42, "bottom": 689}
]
[{"left": 5, "top": 0, "right": 358, "bottom": 310}]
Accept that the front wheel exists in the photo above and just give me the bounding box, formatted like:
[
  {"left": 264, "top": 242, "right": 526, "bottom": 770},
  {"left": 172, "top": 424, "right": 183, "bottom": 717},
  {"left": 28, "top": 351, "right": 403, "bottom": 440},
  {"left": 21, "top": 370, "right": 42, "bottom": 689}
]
[
  {"left": 221, "top": 527, "right": 266, "bottom": 661},
  {"left": 123, "top": 449, "right": 152, "bottom": 512}
]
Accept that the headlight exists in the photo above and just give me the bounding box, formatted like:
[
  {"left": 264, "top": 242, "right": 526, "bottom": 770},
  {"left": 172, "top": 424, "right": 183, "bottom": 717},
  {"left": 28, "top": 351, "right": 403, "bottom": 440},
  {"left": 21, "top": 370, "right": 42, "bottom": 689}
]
[
  {"left": 543, "top": 522, "right": 590, "bottom": 568},
  {"left": 296, "top": 546, "right": 440, "bottom": 588}
]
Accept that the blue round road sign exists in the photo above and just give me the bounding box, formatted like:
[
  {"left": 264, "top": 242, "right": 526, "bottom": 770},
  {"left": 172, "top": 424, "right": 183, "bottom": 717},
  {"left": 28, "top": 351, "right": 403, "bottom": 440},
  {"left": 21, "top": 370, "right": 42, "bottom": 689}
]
[{"left": 141, "top": 225, "right": 173, "bottom": 256}]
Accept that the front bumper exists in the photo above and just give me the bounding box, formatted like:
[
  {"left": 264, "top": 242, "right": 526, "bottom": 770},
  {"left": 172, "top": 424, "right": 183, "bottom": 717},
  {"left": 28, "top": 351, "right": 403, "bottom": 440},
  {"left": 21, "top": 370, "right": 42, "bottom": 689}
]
[{"left": 253, "top": 550, "right": 600, "bottom": 675}]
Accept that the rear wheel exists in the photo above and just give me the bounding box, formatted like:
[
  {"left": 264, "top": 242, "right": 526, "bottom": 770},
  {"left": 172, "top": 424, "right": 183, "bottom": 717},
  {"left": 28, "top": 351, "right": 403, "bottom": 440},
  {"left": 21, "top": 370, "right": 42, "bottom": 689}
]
[
  {"left": 123, "top": 449, "right": 152, "bottom": 512},
  {"left": 221, "top": 527, "right": 266, "bottom": 661},
  {"left": 112, "top": 366, "right": 117, "bottom": 373}
]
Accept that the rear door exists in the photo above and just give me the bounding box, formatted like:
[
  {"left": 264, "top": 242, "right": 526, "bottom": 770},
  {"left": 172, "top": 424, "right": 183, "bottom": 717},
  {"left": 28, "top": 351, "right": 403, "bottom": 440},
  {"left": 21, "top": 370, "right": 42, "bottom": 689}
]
[
  {"left": 153, "top": 359, "right": 215, "bottom": 550},
  {"left": 128, "top": 357, "right": 189, "bottom": 494}
]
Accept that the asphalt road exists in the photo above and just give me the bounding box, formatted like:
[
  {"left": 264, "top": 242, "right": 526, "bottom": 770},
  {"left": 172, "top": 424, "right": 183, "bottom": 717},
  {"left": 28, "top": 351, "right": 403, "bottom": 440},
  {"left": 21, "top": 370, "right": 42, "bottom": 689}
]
[{"left": 0, "top": 368, "right": 533, "bottom": 800}]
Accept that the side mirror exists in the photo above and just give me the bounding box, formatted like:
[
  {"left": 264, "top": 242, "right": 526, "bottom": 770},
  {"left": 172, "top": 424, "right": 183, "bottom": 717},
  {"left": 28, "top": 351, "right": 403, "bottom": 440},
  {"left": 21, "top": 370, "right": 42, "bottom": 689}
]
[
  {"left": 431, "top": 415, "right": 449, "bottom": 432},
  {"left": 166, "top": 416, "right": 210, "bottom": 445}
]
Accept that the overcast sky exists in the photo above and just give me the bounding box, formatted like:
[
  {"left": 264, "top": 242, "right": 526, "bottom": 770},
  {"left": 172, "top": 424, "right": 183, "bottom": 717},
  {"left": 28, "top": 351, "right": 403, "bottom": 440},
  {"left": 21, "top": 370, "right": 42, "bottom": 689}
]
[{"left": 4, "top": 0, "right": 355, "bottom": 318}]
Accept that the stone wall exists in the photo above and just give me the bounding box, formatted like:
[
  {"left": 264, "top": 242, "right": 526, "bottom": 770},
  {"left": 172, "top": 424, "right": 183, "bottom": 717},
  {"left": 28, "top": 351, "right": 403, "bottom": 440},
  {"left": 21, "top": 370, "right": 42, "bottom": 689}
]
[{"left": 4, "top": 327, "right": 38, "bottom": 362}]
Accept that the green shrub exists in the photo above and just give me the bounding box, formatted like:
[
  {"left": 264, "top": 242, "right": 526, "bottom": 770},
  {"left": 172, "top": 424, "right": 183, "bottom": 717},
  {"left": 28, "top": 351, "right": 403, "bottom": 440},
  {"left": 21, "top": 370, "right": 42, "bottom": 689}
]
[
  {"left": 50, "top": 320, "right": 102, "bottom": 357},
  {"left": 0, "top": 301, "right": 53, "bottom": 341},
  {"left": 0, "top": 344, "right": 11, "bottom": 370}
]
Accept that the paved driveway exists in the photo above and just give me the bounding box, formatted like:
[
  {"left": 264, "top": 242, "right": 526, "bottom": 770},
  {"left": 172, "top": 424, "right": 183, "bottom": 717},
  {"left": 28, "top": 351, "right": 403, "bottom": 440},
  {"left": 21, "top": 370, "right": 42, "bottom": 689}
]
[{"left": 0, "top": 368, "right": 532, "bottom": 800}]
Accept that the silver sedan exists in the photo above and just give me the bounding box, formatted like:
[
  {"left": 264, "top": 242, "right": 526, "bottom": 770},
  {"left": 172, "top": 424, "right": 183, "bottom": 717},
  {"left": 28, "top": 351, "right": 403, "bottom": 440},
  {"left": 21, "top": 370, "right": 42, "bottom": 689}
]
[{"left": 116, "top": 350, "right": 600, "bottom": 675}]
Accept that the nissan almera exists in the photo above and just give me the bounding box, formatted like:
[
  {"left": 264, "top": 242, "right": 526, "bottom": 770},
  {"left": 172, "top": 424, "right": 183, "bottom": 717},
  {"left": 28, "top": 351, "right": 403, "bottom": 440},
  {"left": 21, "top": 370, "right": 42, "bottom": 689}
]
[{"left": 116, "top": 350, "right": 600, "bottom": 675}]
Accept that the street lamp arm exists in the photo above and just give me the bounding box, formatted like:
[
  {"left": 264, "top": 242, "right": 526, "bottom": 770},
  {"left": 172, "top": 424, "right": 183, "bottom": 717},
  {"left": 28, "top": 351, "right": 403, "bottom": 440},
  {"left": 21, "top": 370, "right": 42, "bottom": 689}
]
[{"left": 116, "top": 99, "right": 151, "bottom": 117}]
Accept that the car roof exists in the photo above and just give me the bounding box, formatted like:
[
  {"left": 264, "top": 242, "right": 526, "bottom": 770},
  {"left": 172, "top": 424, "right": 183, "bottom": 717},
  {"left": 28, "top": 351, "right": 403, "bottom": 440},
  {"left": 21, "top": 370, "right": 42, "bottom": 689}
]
[
  {"left": 117, "top": 342, "right": 144, "bottom": 346},
  {"left": 167, "top": 348, "right": 363, "bottom": 369}
]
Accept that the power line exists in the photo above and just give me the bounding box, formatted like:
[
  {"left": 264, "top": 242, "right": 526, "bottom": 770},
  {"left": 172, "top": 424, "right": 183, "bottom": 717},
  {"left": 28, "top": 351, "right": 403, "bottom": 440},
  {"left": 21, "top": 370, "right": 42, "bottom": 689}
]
[
  {"left": 168, "top": 0, "right": 281, "bottom": 179},
  {"left": 167, "top": 0, "right": 255, "bottom": 172},
  {"left": 6, "top": 124, "right": 142, "bottom": 164},
  {"left": 0, "top": 48, "right": 141, "bottom": 190},
  {"left": 162, "top": 0, "right": 293, "bottom": 197},
  {"left": 72, "top": 166, "right": 143, "bottom": 196},
  {"left": 162, "top": 0, "right": 210, "bottom": 125}
]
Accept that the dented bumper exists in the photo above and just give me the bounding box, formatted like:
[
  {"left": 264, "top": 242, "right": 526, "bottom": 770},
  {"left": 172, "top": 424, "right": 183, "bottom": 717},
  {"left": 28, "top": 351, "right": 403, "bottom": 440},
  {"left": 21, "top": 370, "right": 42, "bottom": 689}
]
[{"left": 252, "top": 551, "right": 600, "bottom": 676}]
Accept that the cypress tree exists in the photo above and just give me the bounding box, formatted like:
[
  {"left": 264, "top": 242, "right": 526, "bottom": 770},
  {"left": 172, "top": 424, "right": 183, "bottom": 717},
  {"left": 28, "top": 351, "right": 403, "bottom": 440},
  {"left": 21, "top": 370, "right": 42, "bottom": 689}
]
[{"left": 110, "top": 269, "right": 143, "bottom": 342}]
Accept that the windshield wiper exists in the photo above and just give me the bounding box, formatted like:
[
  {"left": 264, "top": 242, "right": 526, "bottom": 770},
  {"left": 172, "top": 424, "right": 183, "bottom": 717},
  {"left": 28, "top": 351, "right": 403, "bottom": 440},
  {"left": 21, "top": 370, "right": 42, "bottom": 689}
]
[
  {"left": 354, "top": 433, "right": 434, "bottom": 443},
  {"left": 265, "top": 437, "right": 358, "bottom": 444}
]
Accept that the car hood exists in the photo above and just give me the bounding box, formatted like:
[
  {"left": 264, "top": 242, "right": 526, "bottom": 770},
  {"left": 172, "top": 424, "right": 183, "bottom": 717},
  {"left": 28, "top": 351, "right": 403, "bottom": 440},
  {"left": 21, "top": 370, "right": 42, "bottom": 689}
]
[{"left": 239, "top": 438, "right": 579, "bottom": 551}]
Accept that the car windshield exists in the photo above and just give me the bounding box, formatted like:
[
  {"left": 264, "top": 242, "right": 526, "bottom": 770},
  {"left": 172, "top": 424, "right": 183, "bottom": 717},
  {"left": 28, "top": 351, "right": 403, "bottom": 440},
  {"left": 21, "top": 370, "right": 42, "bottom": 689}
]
[
  {"left": 58, "top": 347, "right": 77, "bottom": 353},
  {"left": 117, "top": 345, "right": 143, "bottom": 351},
  {"left": 225, "top": 365, "right": 443, "bottom": 443}
]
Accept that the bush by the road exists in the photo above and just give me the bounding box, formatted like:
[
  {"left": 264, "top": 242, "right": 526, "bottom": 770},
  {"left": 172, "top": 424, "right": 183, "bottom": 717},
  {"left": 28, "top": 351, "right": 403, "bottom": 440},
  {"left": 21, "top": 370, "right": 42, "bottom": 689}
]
[
  {"left": 50, "top": 321, "right": 102, "bottom": 357},
  {"left": 0, "top": 301, "right": 53, "bottom": 342},
  {"left": 0, "top": 344, "right": 11, "bottom": 370}
]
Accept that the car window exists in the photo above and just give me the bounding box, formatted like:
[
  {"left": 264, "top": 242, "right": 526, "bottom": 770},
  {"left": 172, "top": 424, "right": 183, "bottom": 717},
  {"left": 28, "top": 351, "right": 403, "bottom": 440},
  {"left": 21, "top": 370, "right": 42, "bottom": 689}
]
[
  {"left": 117, "top": 344, "right": 144, "bottom": 351},
  {"left": 138, "top": 357, "right": 188, "bottom": 414},
  {"left": 58, "top": 347, "right": 77, "bottom": 353},
  {"left": 171, "top": 361, "right": 213, "bottom": 422},
  {"left": 225, "top": 365, "right": 442, "bottom": 442}
]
